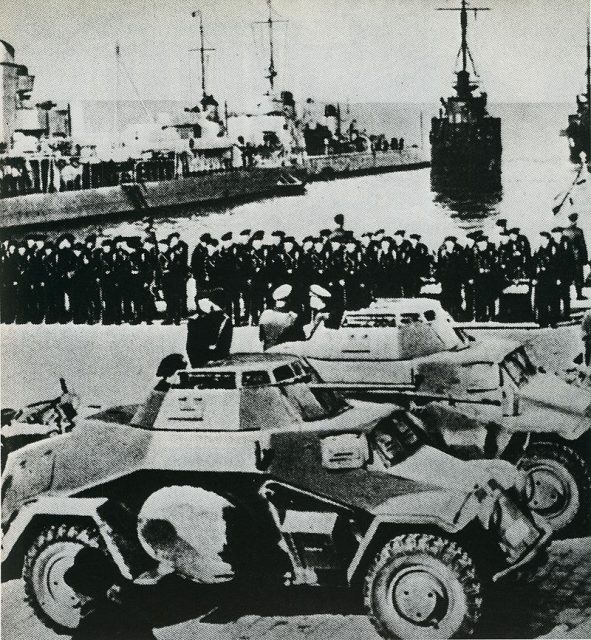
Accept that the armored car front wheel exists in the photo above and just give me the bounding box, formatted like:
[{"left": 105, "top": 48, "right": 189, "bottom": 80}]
[
  {"left": 517, "top": 441, "right": 591, "bottom": 537},
  {"left": 363, "top": 534, "right": 482, "bottom": 640},
  {"left": 23, "top": 524, "right": 104, "bottom": 633}
]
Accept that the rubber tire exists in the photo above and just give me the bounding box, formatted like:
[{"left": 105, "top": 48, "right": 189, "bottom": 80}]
[
  {"left": 517, "top": 441, "right": 591, "bottom": 537},
  {"left": 363, "top": 533, "right": 482, "bottom": 640},
  {"left": 23, "top": 524, "right": 104, "bottom": 633}
]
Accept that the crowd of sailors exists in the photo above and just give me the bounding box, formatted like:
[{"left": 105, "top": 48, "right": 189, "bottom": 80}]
[{"left": 0, "top": 213, "right": 588, "bottom": 328}]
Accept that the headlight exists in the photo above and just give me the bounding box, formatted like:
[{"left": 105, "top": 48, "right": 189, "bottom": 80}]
[
  {"left": 504, "top": 518, "right": 536, "bottom": 547},
  {"left": 490, "top": 492, "right": 540, "bottom": 561}
]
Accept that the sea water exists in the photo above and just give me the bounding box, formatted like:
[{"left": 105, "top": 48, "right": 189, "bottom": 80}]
[{"left": 56, "top": 102, "right": 590, "bottom": 251}]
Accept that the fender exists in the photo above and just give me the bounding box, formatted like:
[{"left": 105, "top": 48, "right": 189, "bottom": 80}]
[
  {"left": 1, "top": 497, "right": 155, "bottom": 582},
  {"left": 346, "top": 499, "right": 479, "bottom": 584}
]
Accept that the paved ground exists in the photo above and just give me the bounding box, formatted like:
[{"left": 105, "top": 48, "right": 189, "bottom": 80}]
[{"left": 2, "top": 537, "right": 590, "bottom": 640}]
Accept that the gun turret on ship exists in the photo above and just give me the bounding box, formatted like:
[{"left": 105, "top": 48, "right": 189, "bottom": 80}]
[
  {"left": 565, "top": 20, "right": 590, "bottom": 163},
  {"left": 430, "top": 0, "right": 501, "bottom": 185}
]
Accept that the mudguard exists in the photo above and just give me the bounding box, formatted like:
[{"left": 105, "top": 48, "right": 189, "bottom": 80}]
[{"left": 1, "top": 497, "right": 155, "bottom": 582}]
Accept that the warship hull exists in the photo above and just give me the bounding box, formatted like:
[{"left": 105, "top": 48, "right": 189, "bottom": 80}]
[
  {"left": 430, "top": 117, "right": 502, "bottom": 182},
  {"left": 0, "top": 166, "right": 307, "bottom": 230},
  {"left": 306, "top": 148, "right": 429, "bottom": 180}
]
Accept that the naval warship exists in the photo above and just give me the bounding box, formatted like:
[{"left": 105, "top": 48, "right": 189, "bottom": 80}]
[
  {"left": 565, "top": 21, "right": 590, "bottom": 163},
  {"left": 0, "top": 6, "right": 307, "bottom": 230},
  {"left": 429, "top": 0, "right": 501, "bottom": 185}
]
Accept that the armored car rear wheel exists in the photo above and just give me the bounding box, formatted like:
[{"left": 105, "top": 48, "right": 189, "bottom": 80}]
[
  {"left": 363, "top": 534, "right": 482, "bottom": 639},
  {"left": 23, "top": 524, "right": 104, "bottom": 633},
  {"left": 517, "top": 441, "right": 591, "bottom": 537}
]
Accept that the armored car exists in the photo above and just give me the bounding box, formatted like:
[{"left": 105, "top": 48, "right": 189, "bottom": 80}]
[
  {"left": 270, "top": 299, "right": 591, "bottom": 536},
  {"left": 2, "top": 354, "right": 551, "bottom": 639}
]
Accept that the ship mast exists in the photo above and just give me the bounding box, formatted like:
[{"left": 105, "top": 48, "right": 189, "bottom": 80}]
[
  {"left": 437, "top": 0, "right": 490, "bottom": 97},
  {"left": 191, "top": 10, "right": 215, "bottom": 102},
  {"left": 586, "top": 17, "right": 590, "bottom": 102},
  {"left": 255, "top": 0, "right": 286, "bottom": 95}
]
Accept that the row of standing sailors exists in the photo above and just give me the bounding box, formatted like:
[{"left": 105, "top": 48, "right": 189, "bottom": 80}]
[{"left": 0, "top": 216, "right": 587, "bottom": 327}]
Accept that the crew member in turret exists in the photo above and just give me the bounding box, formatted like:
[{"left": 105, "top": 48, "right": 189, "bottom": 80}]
[
  {"left": 186, "top": 291, "right": 233, "bottom": 367},
  {"left": 259, "top": 284, "right": 305, "bottom": 350}
]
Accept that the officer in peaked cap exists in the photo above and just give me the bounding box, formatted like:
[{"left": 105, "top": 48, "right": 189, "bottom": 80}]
[
  {"left": 259, "top": 283, "right": 305, "bottom": 350},
  {"left": 319, "top": 228, "right": 332, "bottom": 240},
  {"left": 563, "top": 212, "right": 588, "bottom": 300},
  {"left": 309, "top": 283, "right": 342, "bottom": 329}
]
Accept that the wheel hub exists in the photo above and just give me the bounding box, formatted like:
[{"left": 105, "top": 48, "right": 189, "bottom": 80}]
[
  {"left": 32, "top": 542, "right": 83, "bottom": 629},
  {"left": 391, "top": 568, "right": 448, "bottom": 627},
  {"left": 526, "top": 464, "right": 571, "bottom": 518}
]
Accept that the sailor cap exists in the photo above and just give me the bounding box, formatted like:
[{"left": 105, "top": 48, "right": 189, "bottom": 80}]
[
  {"left": 394, "top": 230, "right": 406, "bottom": 237},
  {"left": 551, "top": 226, "right": 563, "bottom": 233},
  {"left": 240, "top": 228, "right": 252, "bottom": 236},
  {"left": 310, "top": 284, "right": 331, "bottom": 299},
  {"left": 273, "top": 284, "right": 292, "bottom": 301},
  {"left": 221, "top": 231, "right": 233, "bottom": 241},
  {"left": 495, "top": 218, "right": 508, "bottom": 228},
  {"left": 409, "top": 233, "right": 422, "bottom": 240}
]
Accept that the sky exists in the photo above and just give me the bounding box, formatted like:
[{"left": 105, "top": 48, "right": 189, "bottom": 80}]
[{"left": 3, "top": 0, "right": 590, "bottom": 108}]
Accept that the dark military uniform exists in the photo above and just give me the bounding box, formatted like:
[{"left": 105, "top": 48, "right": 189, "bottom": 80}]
[
  {"left": 98, "top": 245, "right": 121, "bottom": 325},
  {"left": 191, "top": 237, "right": 211, "bottom": 294},
  {"left": 407, "top": 236, "right": 430, "bottom": 298},
  {"left": 129, "top": 246, "right": 157, "bottom": 323},
  {"left": 186, "top": 308, "right": 233, "bottom": 367},
  {"left": 342, "top": 244, "right": 368, "bottom": 310},
  {"left": 247, "top": 241, "right": 269, "bottom": 325},
  {"left": 554, "top": 232, "right": 576, "bottom": 319},
  {"left": 392, "top": 235, "right": 413, "bottom": 297},
  {"left": 0, "top": 245, "right": 18, "bottom": 324},
  {"left": 471, "top": 241, "right": 498, "bottom": 321},
  {"left": 217, "top": 236, "right": 242, "bottom": 325},
  {"left": 374, "top": 243, "right": 397, "bottom": 298},
  {"left": 436, "top": 240, "right": 464, "bottom": 319},
  {"left": 70, "top": 246, "right": 95, "bottom": 324},
  {"left": 562, "top": 218, "right": 588, "bottom": 299},
  {"left": 533, "top": 238, "right": 560, "bottom": 327}
]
